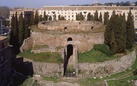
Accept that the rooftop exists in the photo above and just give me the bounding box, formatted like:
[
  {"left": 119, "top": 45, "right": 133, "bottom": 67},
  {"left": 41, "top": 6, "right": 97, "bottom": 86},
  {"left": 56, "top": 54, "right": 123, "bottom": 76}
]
[{"left": 0, "top": 36, "right": 7, "bottom": 41}]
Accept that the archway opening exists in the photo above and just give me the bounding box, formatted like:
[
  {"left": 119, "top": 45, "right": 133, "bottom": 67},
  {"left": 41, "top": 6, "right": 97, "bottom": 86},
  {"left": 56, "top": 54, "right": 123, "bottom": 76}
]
[
  {"left": 67, "top": 44, "right": 73, "bottom": 60},
  {"left": 67, "top": 37, "right": 73, "bottom": 42},
  {"left": 63, "top": 44, "right": 74, "bottom": 77}
]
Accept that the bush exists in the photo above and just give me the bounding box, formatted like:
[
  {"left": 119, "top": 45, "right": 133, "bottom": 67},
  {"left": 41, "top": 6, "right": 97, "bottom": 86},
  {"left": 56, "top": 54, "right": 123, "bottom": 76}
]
[{"left": 94, "top": 44, "right": 112, "bottom": 56}]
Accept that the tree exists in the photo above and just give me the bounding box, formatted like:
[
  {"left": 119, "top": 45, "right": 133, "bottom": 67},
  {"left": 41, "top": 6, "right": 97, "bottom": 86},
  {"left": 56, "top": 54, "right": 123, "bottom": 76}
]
[
  {"left": 30, "top": 12, "right": 34, "bottom": 25},
  {"left": 42, "top": 11, "right": 48, "bottom": 21},
  {"left": 104, "top": 12, "right": 109, "bottom": 25},
  {"left": 10, "top": 12, "right": 20, "bottom": 53},
  {"left": 105, "top": 12, "right": 126, "bottom": 54},
  {"left": 87, "top": 13, "right": 93, "bottom": 21},
  {"left": 9, "top": 15, "right": 15, "bottom": 45},
  {"left": 93, "top": 10, "right": 98, "bottom": 21},
  {"left": 126, "top": 10, "right": 135, "bottom": 49},
  {"left": 14, "top": 12, "right": 18, "bottom": 36},
  {"left": 99, "top": 12, "right": 102, "bottom": 22},
  {"left": 58, "top": 15, "right": 65, "bottom": 20},
  {"left": 49, "top": 16, "right": 52, "bottom": 21},
  {"left": 34, "top": 11, "right": 39, "bottom": 24},
  {"left": 18, "top": 13, "right": 24, "bottom": 46},
  {"left": 24, "top": 17, "right": 30, "bottom": 39},
  {"left": 76, "top": 12, "right": 84, "bottom": 20}
]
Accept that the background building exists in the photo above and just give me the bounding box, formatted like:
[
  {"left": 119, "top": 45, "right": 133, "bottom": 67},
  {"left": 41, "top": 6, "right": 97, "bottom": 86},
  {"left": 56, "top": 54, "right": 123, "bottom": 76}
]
[{"left": 9, "top": 6, "right": 137, "bottom": 28}]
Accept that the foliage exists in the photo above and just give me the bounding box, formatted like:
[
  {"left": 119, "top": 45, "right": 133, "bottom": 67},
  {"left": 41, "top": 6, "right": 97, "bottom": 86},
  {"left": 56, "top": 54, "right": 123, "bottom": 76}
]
[
  {"left": 99, "top": 12, "right": 102, "bottom": 22},
  {"left": 78, "top": 44, "right": 118, "bottom": 63},
  {"left": 44, "top": 76, "right": 60, "bottom": 83},
  {"left": 49, "top": 16, "right": 52, "bottom": 21},
  {"left": 30, "top": 12, "right": 34, "bottom": 25},
  {"left": 104, "top": 12, "right": 109, "bottom": 25},
  {"left": 87, "top": 13, "right": 93, "bottom": 21},
  {"left": 76, "top": 12, "right": 84, "bottom": 20},
  {"left": 126, "top": 10, "right": 135, "bottom": 49},
  {"left": 10, "top": 12, "right": 31, "bottom": 53},
  {"left": 105, "top": 11, "right": 126, "bottom": 54},
  {"left": 58, "top": 15, "right": 65, "bottom": 20},
  {"left": 18, "top": 13, "right": 24, "bottom": 46},
  {"left": 0, "top": 6, "right": 10, "bottom": 18},
  {"left": 18, "top": 50, "right": 63, "bottom": 63},
  {"left": 33, "top": 45, "right": 49, "bottom": 50},
  {"left": 34, "top": 10, "right": 39, "bottom": 24},
  {"left": 94, "top": 44, "right": 112, "bottom": 56},
  {"left": 42, "top": 11, "right": 48, "bottom": 21},
  {"left": 93, "top": 10, "right": 99, "bottom": 21}
]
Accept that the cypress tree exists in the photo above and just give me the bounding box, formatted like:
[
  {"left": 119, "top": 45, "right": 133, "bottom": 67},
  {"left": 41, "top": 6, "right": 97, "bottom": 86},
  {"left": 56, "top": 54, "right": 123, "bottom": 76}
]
[
  {"left": 126, "top": 10, "right": 135, "bottom": 49},
  {"left": 114, "top": 15, "right": 126, "bottom": 53},
  {"left": 99, "top": 12, "right": 102, "bottom": 22},
  {"left": 105, "top": 12, "right": 126, "bottom": 54},
  {"left": 43, "top": 11, "right": 48, "bottom": 21},
  {"left": 87, "top": 13, "right": 93, "bottom": 21},
  {"left": 18, "top": 13, "right": 24, "bottom": 46},
  {"left": 34, "top": 11, "right": 39, "bottom": 24},
  {"left": 58, "top": 15, "right": 65, "bottom": 20},
  {"left": 24, "top": 17, "right": 30, "bottom": 39},
  {"left": 14, "top": 12, "right": 18, "bottom": 36},
  {"left": 30, "top": 12, "right": 34, "bottom": 25},
  {"left": 76, "top": 12, "right": 84, "bottom": 20},
  {"left": 10, "top": 15, "right": 15, "bottom": 45},
  {"left": 49, "top": 16, "right": 52, "bottom": 21},
  {"left": 94, "top": 10, "right": 98, "bottom": 21},
  {"left": 104, "top": 12, "right": 109, "bottom": 25}
]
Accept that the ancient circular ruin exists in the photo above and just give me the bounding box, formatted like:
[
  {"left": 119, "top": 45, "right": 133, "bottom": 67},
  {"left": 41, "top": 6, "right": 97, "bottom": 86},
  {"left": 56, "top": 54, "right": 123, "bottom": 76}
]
[{"left": 21, "top": 20, "right": 136, "bottom": 78}]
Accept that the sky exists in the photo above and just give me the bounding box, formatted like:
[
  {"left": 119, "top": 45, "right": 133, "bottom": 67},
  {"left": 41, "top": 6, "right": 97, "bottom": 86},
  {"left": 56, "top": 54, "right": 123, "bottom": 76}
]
[{"left": 0, "top": 0, "right": 136, "bottom": 8}]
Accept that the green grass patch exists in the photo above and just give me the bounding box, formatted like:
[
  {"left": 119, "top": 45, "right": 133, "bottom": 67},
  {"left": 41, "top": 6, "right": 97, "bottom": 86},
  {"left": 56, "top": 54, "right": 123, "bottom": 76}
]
[
  {"left": 33, "top": 44, "right": 49, "bottom": 50},
  {"left": 107, "top": 80, "right": 133, "bottom": 86},
  {"left": 78, "top": 44, "right": 119, "bottom": 63},
  {"left": 44, "top": 76, "right": 60, "bottom": 83},
  {"left": 78, "top": 78, "right": 104, "bottom": 86},
  {"left": 107, "top": 75, "right": 137, "bottom": 86},
  {"left": 18, "top": 50, "right": 63, "bottom": 63}
]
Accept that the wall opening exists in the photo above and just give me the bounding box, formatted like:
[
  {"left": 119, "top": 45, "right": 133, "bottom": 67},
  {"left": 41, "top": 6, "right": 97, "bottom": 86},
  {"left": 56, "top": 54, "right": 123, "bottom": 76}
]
[
  {"left": 64, "top": 27, "right": 67, "bottom": 31},
  {"left": 63, "top": 44, "right": 74, "bottom": 77},
  {"left": 67, "top": 37, "right": 73, "bottom": 42},
  {"left": 91, "top": 26, "right": 94, "bottom": 30}
]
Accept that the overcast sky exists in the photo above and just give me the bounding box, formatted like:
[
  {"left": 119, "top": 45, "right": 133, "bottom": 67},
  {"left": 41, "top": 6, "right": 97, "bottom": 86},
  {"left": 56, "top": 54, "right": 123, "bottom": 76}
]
[{"left": 0, "top": 0, "right": 136, "bottom": 8}]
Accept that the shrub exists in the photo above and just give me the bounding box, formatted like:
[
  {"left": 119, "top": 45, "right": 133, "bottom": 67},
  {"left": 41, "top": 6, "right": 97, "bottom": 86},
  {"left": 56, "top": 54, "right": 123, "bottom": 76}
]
[{"left": 94, "top": 44, "right": 112, "bottom": 56}]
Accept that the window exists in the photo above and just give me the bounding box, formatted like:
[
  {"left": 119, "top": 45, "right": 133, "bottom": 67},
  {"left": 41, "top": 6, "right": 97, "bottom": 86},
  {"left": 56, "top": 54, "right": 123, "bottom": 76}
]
[{"left": 67, "top": 37, "right": 73, "bottom": 41}]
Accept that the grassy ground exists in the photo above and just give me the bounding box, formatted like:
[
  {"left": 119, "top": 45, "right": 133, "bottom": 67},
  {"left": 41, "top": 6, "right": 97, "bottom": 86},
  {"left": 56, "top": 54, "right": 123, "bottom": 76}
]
[
  {"left": 78, "top": 55, "right": 137, "bottom": 86},
  {"left": 78, "top": 44, "right": 119, "bottom": 63},
  {"left": 43, "top": 76, "right": 60, "bottom": 83},
  {"left": 18, "top": 50, "right": 63, "bottom": 63}
]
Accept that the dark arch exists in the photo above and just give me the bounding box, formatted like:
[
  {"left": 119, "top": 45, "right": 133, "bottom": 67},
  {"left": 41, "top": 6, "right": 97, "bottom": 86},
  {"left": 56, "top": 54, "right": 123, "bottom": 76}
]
[
  {"left": 63, "top": 44, "right": 73, "bottom": 76},
  {"left": 67, "top": 37, "right": 73, "bottom": 42},
  {"left": 67, "top": 44, "right": 73, "bottom": 60}
]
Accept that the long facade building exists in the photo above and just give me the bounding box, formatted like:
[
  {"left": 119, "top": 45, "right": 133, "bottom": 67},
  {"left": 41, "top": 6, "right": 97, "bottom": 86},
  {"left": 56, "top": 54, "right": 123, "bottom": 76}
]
[{"left": 10, "top": 6, "right": 137, "bottom": 28}]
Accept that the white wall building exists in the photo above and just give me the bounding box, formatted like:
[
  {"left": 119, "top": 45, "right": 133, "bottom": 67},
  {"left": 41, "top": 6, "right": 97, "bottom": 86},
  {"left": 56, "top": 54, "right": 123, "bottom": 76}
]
[
  {"left": 9, "top": 6, "right": 137, "bottom": 28},
  {"left": 38, "top": 6, "right": 137, "bottom": 28}
]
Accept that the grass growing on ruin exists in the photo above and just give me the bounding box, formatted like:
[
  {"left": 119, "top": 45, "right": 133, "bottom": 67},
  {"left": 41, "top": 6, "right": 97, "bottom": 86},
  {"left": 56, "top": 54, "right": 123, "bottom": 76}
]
[
  {"left": 18, "top": 50, "right": 63, "bottom": 63},
  {"left": 44, "top": 76, "right": 60, "bottom": 83},
  {"left": 78, "top": 44, "right": 119, "bottom": 63}
]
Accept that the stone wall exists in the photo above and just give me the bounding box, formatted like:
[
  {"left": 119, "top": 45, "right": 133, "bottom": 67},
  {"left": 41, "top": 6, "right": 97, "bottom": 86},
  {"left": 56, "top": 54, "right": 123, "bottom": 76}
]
[
  {"left": 23, "top": 49, "right": 136, "bottom": 78},
  {"left": 31, "top": 32, "right": 104, "bottom": 53},
  {"left": 78, "top": 49, "right": 136, "bottom": 78},
  {"left": 23, "top": 58, "right": 63, "bottom": 76},
  {"left": 38, "top": 21, "right": 103, "bottom": 32},
  {"left": 20, "top": 37, "right": 33, "bottom": 52}
]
